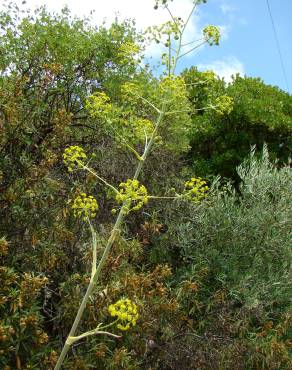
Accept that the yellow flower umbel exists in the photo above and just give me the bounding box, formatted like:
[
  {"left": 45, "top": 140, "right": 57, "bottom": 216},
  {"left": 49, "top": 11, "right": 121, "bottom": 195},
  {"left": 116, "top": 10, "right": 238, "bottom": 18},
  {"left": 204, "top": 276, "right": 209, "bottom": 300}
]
[
  {"left": 132, "top": 118, "right": 154, "bottom": 143},
  {"left": 183, "top": 177, "right": 209, "bottom": 202},
  {"left": 214, "top": 95, "right": 234, "bottom": 115},
  {"left": 72, "top": 193, "right": 98, "bottom": 220},
  {"left": 203, "top": 25, "right": 221, "bottom": 46},
  {"left": 108, "top": 298, "right": 138, "bottom": 331},
  {"left": 117, "top": 41, "right": 140, "bottom": 64},
  {"left": 85, "top": 92, "right": 113, "bottom": 118},
  {"left": 63, "top": 146, "right": 87, "bottom": 172},
  {"left": 116, "top": 179, "right": 148, "bottom": 213}
]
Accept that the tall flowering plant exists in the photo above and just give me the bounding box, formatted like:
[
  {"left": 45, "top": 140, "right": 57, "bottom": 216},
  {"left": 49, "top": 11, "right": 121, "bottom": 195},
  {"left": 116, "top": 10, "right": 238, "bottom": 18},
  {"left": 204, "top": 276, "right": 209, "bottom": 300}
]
[{"left": 55, "top": 1, "right": 233, "bottom": 368}]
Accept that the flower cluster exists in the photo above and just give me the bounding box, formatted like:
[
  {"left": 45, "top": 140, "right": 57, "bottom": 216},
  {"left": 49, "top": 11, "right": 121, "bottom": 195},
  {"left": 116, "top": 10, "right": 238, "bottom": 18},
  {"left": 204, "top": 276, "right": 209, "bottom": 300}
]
[
  {"left": 203, "top": 25, "right": 221, "bottom": 45},
  {"left": 121, "top": 81, "right": 141, "bottom": 99},
  {"left": 116, "top": 179, "right": 148, "bottom": 213},
  {"left": 159, "top": 75, "right": 189, "bottom": 107},
  {"left": 201, "top": 70, "right": 217, "bottom": 84},
  {"left": 108, "top": 298, "right": 138, "bottom": 331},
  {"left": 183, "top": 177, "right": 209, "bottom": 202},
  {"left": 214, "top": 95, "right": 234, "bottom": 115},
  {"left": 154, "top": 0, "right": 172, "bottom": 9},
  {"left": 132, "top": 118, "right": 154, "bottom": 142},
  {"left": 63, "top": 146, "right": 87, "bottom": 172},
  {"left": 117, "top": 41, "right": 140, "bottom": 64},
  {"left": 72, "top": 193, "right": 98, "bottom": 220},
  {"left": 85, "top": 92, "right": 113, "bottom": 119},
  {"left": 146, "top": 18, "right": 184, "bottom": 45}
]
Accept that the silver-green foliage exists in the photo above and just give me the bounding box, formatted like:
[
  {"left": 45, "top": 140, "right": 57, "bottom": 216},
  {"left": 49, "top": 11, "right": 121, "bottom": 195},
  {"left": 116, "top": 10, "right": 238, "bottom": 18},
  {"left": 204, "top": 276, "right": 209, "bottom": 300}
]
[{"left": 175, "top": 145, "right": 291, "bottom": 309}]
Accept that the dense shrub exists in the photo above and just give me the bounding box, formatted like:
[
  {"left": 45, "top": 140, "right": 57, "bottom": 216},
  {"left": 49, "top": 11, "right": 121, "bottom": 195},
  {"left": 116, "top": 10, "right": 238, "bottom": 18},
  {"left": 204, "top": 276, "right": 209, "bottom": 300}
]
[
  {"left": 149, "top": 146, "right": 292, "bottom": 369},
  {"left": 0, "top": 2, "right": 140, "bottom": 269},
  {"left": 1, "top": 2, "right": 291, "bottom": 369},
  {"left": 183, "top": 67, "right": 292, "bottom": 180}
]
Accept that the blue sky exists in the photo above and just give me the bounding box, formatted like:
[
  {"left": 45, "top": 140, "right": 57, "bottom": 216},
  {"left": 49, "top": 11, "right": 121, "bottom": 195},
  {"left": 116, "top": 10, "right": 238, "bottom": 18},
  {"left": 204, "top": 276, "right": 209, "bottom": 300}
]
[
  {"left": 179, "top": 0, "right": 292, "bottom": 93},
  {"left": 1, "top": 0, "right": 291, "bottom": 93}
]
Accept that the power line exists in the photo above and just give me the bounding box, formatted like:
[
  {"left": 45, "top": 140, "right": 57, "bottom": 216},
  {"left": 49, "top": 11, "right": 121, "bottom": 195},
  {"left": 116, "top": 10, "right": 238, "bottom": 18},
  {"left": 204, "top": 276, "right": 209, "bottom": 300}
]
[{"left": 266, "top": 0, "right": 290, "bottom": 93}]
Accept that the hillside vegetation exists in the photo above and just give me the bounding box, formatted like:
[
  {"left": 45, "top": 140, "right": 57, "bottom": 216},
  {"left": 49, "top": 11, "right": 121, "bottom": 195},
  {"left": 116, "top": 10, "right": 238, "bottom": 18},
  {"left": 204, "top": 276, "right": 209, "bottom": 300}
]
[{"left": 0, "top": 2, "right": 291, "bottom": 369}]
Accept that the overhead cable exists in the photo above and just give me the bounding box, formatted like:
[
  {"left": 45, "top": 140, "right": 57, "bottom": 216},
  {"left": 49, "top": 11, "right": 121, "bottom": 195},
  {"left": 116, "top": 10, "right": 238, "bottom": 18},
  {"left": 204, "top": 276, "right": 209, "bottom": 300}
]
[{"left": 266, "top": 0, "right": 290, "bottom": 93}]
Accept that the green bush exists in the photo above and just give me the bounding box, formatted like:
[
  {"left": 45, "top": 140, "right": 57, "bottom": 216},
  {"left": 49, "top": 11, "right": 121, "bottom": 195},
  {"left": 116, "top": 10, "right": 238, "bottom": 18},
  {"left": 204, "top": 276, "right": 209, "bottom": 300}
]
[
  {"left": 183, "top": 68, "right": 292, "bottom": 180},
  {"left": 148, "top": 146, "right": 292, "bottom": 369},
  {"left": 177, "top": 146, "right": 291, "bottom": 307}
]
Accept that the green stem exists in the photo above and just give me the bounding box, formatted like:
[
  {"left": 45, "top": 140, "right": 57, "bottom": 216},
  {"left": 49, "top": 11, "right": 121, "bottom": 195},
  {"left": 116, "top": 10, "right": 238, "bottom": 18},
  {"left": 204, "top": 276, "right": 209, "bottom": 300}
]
[
  {"left": 66, "top": 319, "right": 120, "bottom": 345},
  {"left": 67, "top": 330, "right": 121, "bottom": 345},
  {"left": 54, "top": 103, "right": 167, "bottom": 370},
  {"left": 136, "top": 94, "right": 161, "bottom": 113},
  {"left": 54, "top": 4, "right": 197, "bottom": 366},
  {"left": 82, "top": 165, "right": 119, "bottom": 194},
  {"left": 177, "top": 40, "right": 206, "bottom": 60},
  {"left": 148, "top": 195, "right": 178, "bottom": 200},
  {"left": 54, "top": 208, "right": 126, "bottom": 369},
  {"left": 168, "top": 35, "right": 171, "bottom": 77},
  {"left": 87, "top": 219, "right": 97, "bottom": 278},
  {"left": 172, "top": 2, "right": 197, "bottom": 74},
  {"left": 123, "top": 142, "right": 143, "bottom": 161}
]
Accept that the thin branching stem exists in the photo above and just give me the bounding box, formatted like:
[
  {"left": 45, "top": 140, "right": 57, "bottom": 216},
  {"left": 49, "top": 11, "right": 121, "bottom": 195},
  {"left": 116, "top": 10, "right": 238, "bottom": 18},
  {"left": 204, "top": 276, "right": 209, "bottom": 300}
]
[
  {"left": 123, "top": 142, "right": 143, "bottom": 161},
  {"left": 168, "top": 35, "right": 171, "bottom": 77},
  {"left": 54, "top": 3, "right": 200, "bottom": 368},
  {"left": 82, "top": 165, "right": 119, "bottom": 194},
  {"left": 87, "top": 218, "right": 97, "bottom": 278},
  {"left": 181, "top": 37, "right": 205, "bottom": 47},
  {"left": 54, "top": 99, "right": 168, "bottom": 370},
  {"left": 165, "top": 106, "right": 212, "bottom": 115},
  {"left": 148, "top": 195, "right": 178, "bottom": 200},
  {"left": 177, "top": 40, "right": 207, "bottom": 60},
  {"left": 165, "top": 4, "right": 180, "bottom": 30},
  {"left": 171, "top": 2, "right": 197, "bottom": 74},
  {"left": 136, "top": 93, "right": 161, "bottom": 113}
]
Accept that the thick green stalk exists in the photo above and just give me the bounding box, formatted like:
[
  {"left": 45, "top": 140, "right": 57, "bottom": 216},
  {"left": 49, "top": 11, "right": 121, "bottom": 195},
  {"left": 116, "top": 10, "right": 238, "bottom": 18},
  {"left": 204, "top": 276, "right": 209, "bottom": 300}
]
[
  {"left": 54, "top": 105, "right": 166, "bottom": 370},
  {"left": 54, "top": 207, "right": 126, "bottom": 369},
  {"left": 54, "top": 3, "right": 197, "bottom": 363}
]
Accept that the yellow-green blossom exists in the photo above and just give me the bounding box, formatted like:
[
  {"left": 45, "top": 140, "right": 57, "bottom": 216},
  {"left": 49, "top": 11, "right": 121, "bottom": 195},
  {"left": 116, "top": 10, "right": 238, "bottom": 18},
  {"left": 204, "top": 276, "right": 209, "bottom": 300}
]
[
  {"left": 201, "top": 70, "right": 217, "bottom": 84},
  {"left": 117, "top": 42, "right": 140, "bottom": 64},
  {"left": 214, "top": 95, "right": 234, "bottom": 115},
  {"left": 108, "top": 298, "right": 138, "bottom": 331},
  {"left": 85, "top": 92, "right": 113, "bottom": 118},
  {"left": 158, "top": 75, "right": 189, "bottom": 110},
  {"left": 133, "top": 118, "right": 154, "bottom": 142},
  {"left": 116, "top": 179, "right": 148, "bottom": 213},
  {"left": 63, "top": 146, "right": 87, "bottom": 172},
  {"left": 183, "top": 177, "right": 209, "bottom": 202},
  {"left": 203, "top": 25, "right": 221, "bottom": 46},
  {"left": 72, "top": 193, "right": 98, "bottom": 220},
  {"left": 146, "top": 18, "right": 184, "bottom": 44},
  {"left": 121, "top": 81, "right": 141, "bottom": 98}
]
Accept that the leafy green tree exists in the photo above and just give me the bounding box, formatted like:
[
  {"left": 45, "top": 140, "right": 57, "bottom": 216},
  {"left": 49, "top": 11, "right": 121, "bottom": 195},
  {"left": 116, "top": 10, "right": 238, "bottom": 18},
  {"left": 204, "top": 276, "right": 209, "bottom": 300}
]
[
  {"left": 53, "top": 0, "right": 226, "bottom": 367},
  {"left": 183, "top": 68, "right": 292, "bottom": 180},
  {"left": 0, "top": 3, "right": 143, "bottom": 368},
  {"left": 0, "top": 2, "right": 140, "bottom": 271}
]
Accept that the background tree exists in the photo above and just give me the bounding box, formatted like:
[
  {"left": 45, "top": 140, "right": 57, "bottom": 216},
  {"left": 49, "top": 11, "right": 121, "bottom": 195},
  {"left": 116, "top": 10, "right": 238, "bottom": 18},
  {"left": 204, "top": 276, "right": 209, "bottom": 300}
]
[
  {"left": 0, "top": 1, "right": 291, "bottom": 369},
  {"left": 183, "top": 67, "right": 292, "bottom": 181}
]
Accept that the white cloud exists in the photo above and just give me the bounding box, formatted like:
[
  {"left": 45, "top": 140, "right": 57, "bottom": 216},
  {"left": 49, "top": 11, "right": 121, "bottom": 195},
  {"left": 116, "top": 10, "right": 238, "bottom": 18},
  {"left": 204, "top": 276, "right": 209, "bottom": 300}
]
[
  {"left": 2, "top": 0, "right": 207, "bottom": 58},
  {"left": 218, "top": 24, "right": 230, "bottom": 41},
  {"left": 198, "top": 57, "right": 244, "bottom": 83},
  {"left": 2, "top": 0, "right": 232, "bottom": 61},
  {"left": 8, "top": 0, "right": 197, "bottom": 31},
  {"left": 220, "top": 3, "right": 234, "bottom": 16}
]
